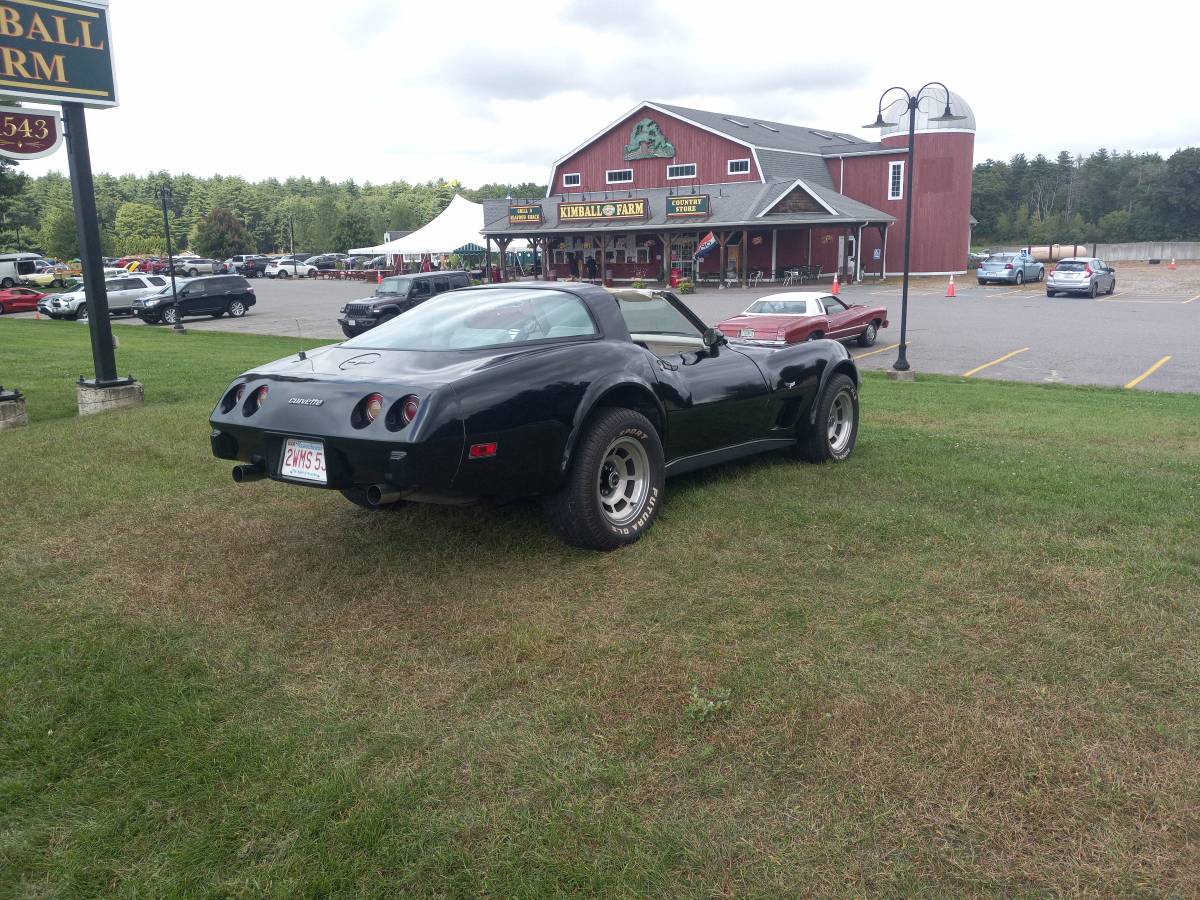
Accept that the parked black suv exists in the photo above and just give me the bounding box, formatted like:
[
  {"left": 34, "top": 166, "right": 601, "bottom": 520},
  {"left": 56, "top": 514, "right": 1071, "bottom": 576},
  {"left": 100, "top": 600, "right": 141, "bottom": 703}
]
[
  {"left": 337, "top": 271, "right": 470, "bottom": 337},
  {"left": 132, "top": 275, "right": 257, "bottom": 325}
]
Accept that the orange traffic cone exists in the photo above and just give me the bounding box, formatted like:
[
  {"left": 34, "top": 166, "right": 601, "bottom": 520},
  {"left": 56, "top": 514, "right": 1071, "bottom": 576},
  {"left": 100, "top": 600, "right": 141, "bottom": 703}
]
[
  {"left": 1168, "top": 257, "right": 1177, "bottom": 270},
  {"left": 35, "top": 307, "right": 40, "bottom": 320},
  {"left": 945, "top": 274, "right": 956, "bottom": 298},
  {"left": 831, "top": 272, "right": 840, "bottom": 296}
]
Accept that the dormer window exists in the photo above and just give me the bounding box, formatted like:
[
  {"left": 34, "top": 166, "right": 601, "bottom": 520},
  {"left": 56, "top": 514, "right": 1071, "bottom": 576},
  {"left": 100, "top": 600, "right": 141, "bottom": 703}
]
[
  {"left": 562, "top": 172, "right": 581, "bottom": 187},
  {"left": 728, "top": 158, "right": 751, "bottom": 175}
]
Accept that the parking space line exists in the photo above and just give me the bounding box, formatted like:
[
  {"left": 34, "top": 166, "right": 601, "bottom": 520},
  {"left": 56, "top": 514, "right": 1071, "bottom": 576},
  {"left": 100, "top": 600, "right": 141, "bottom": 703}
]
[
  {"left": 853, "top": 341, "right": 902, "bottom": 360},
  {"left": 962, "top": 347, "right": 1030, "bottom": 378},
  {"left": 1099, "top": 297, "right": 1189, "bottom": 304},
  {"left": 1184, "top": 294, "right": 1200, "bottom": 305},
  {"left": 1125, "top": 356, "right": 1172, "bottom": 390}
]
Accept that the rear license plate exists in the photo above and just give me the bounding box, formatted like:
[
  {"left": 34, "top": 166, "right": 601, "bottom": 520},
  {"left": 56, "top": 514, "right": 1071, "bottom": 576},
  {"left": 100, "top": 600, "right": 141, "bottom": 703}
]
[
  {"left": 739, "top": 328, "right": 754, "bottom": 337},
  {"left": 280, "top": 438, "right": 327, "bottom": 484}
]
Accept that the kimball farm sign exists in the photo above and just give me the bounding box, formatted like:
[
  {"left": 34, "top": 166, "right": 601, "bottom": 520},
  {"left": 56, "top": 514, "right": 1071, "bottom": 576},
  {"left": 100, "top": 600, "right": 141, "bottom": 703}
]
[
  {"left": 0, "top": 0, "right": 117, "bottom": 107},
  {"left": 558, "top": 199, "right": 647, "bottom": 221}
]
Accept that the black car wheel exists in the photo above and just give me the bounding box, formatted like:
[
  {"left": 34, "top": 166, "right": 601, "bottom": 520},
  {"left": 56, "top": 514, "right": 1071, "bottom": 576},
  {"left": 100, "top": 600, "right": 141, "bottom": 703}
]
[
  {"left": 543, "top": 408, "right": 664, "bottom": 550},
  {"left": 1, "top": 277, "right": 12, "bottom": 288},
  {"left": 798, "top": 373, "right": 859, "bottom": 463},
  {"left": 1047, "top": 290, "right": 1056, "bottom": 297},
  {"left": 188, "top": 268, "right": 199, "bottom": 277},
  {"left": 1089, "top": 282, "right": 1099, "bottom": 299},
  {"left": 1016, "top": 271, "right": 1024, "bottom": 285},
  {"left": 161, "top": 305, "right": 179, "bottom": 325},
  {"left": 340, "top": 487, "right": 404, "bottom": 511},
  {"left": 856, "top": 321, "right": 878, "bottom": 347},
  {"left": 75, "top": 305, "right": 87, "bottom": 320},
  {"left": 227, "top": 299, "right": 247, "bottom": 317},
  {"left": 1107, "top": 278, "right": 1116, "bottom": 295}
]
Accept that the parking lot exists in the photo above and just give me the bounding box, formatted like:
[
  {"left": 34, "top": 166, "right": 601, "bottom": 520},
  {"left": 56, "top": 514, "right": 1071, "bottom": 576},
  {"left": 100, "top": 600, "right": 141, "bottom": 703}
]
[{"left": 14, "top": 262, "right": 1200, "bottom": 392}]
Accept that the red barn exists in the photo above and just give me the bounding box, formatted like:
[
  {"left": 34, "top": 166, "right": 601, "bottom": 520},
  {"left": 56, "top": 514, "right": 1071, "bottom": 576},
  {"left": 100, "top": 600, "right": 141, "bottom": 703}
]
[{"left": 482, "top": 92, "right": 975, "bottom": 284}]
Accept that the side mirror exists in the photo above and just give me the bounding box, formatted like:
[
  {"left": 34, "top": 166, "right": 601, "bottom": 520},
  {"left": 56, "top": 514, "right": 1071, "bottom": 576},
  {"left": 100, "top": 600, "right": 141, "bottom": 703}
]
[{"left": 702, "top": 327, "right": 726, "bottom": 349}]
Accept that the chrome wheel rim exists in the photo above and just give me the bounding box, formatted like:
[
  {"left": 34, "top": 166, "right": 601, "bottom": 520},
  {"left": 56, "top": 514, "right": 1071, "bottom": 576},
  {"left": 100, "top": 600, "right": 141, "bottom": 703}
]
[
  {"left": 827, "top": 389, "right": 854, "bottom": 454},
  {"left": 596, "top": 435, "right": 649, "bottom": 526},
  {"left": 864, "top": 323, "right": 876, "bottom": 342},
  {"left": 230, "top": 301, "right": 244, "bottom": 316},
  {"left": 162, "top": 307, "right": 176, "bottom": 324}
]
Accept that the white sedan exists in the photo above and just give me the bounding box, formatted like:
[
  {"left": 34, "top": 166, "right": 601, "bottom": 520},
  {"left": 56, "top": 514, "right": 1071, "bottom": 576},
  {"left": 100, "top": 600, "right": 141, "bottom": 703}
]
[{"left": 265, "top": 258, "right": 318, "bottom": 279}]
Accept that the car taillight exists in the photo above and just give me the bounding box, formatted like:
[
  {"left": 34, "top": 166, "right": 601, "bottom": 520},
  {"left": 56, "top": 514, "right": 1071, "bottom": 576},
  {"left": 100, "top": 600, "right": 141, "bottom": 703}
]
[
  {"left": 1004, "top": 263, "right": 1014, "bottom": 270},
  {"left": 221, "top": 382, "right": 246, "bottom": 413},
  {"left": 386, "top": 394, "right": 420, "bottom": 430},
  {"left": 1050, "top": 267, "right": 1057, "bottom": 275},
  {"left": 365, "top": 393, "right": 384, "bottom": 423},
  {"left": 244, "top": 384, "right": 268, "bottom": 415},
  {"left": 1083, "top": 266, "right": 1092, "bottom": 276}
]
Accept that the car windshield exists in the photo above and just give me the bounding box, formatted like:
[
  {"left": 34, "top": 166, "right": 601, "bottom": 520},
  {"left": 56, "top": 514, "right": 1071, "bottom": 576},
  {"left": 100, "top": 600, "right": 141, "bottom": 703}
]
[
  {"left": 613, "top": 292, "right": 702, "bottom": 338},
  {"left": 342, "top": 288, "right": 598, "bottom": 351},
  {"left": 1057, "top": 261, "right": 1089, "bottom": 271},
  {"left": 745, "top": 298, "right": 816, "bottom": 315},
  {"left": 377, "top": 277, "right": 412, "bottom": 297}
]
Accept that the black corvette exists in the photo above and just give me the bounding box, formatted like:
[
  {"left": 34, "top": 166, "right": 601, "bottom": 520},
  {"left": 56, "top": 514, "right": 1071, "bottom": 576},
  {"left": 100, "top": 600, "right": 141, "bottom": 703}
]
[{"left": 210, "top": 283, "right": 861, "bottom": 550}]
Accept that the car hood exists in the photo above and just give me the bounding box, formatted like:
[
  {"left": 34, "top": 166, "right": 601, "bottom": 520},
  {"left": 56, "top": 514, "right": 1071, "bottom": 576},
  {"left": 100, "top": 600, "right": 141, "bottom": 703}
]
[{"left": 240, "top": 342, "right": 567, "bottom": 387}]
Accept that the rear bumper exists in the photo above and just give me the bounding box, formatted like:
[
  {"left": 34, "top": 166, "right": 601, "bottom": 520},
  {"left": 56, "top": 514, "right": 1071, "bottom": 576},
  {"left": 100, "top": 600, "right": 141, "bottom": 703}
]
[
  {"left": 1046, "top": 281, "right": 1089, "bottom": 293},
  {"left": 210, "top": 423, "right": 465, "bottom": 497},
  {"left": 977, "top": 273, "right": 1017, "bottom": 283}
]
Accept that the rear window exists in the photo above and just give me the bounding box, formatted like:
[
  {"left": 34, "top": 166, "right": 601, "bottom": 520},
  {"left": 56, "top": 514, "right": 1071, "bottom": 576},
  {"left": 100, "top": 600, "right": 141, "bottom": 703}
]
[
  {"left": 342, "top": 288, "right": 598, "bottom": 351},
  {"left": 1057, "top": 261, "right": 1088, "bottom": 271},
  {"left": 987, "top": 254, "right": 1014, "bottom": 263}
]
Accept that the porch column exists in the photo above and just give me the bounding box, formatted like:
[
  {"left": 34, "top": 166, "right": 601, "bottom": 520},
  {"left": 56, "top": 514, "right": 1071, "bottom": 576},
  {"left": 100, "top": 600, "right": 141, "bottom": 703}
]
[
  {"left": 496, "top": 238, "right": 511, "bottom": 282},
  {"left": 485, "top": 237, "right": 492, "bottom": 281},
  {"left": 659, "top": 232, "right": 673, "bottom": 283},
  {"left": 741, "top": 230, "right": 749, "bottom": 286},
  {"left": 855, "top": 224, "right": 864, "bottom": 283},
  {"left": 771, "top": 228, "right": 777, "bottom": 280},
  {"left": 717, "top": 231, "right": 729, "bottom": 289},
  {"left": 880, "top": 225, "right": 889, "bottom": 280}
]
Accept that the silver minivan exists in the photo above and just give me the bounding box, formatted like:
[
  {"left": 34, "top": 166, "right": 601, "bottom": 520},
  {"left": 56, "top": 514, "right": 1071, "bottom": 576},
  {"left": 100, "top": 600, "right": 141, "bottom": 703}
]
[{"left": 1045, "top": 258, "right": 1116, "bottom": 297}]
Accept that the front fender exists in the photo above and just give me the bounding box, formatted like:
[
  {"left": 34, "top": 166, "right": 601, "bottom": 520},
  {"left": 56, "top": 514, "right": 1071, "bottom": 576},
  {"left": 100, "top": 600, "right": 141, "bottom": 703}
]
[{"left": 809, "top": 347, "right": 860, "bottom": 424}]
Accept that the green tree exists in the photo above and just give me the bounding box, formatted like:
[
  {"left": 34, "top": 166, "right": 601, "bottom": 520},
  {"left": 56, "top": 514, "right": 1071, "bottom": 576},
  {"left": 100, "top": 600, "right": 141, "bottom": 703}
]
[
  {"left": 190, "top": 207, "right": 251, "bottom": 260},
  {"left": 331, "top": 207, "right": 375, "bottom": 252},
  {"left": 114, "top": 202, "right": 166, "bottom": 255},
  {"left": 38, "top": 205, "right": 78, "bottom": 259},
  {"left": 1095, "top": 209, "right": 1132, "bottom": 243}
]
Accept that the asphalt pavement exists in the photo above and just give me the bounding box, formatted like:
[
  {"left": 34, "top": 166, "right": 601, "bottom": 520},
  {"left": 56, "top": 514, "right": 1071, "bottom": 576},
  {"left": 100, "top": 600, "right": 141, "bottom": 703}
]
[{"left": 13, "top": 264, "right": 1199, "bottom": 393}]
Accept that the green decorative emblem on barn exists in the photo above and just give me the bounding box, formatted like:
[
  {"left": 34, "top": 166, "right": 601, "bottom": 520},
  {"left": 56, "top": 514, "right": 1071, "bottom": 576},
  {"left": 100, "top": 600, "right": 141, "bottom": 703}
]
[{"left": 623, "top": 118, "right": 675, "bottom": 161}]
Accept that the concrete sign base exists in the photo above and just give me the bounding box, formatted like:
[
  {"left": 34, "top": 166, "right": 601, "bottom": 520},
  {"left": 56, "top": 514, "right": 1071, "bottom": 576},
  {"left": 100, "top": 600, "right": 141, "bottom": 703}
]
[
  {"left": 78, "top": 380, "right": 144, "bottom": 416},
  {"left": 0, "top": 396, "right": 29, "bottom": 429}
]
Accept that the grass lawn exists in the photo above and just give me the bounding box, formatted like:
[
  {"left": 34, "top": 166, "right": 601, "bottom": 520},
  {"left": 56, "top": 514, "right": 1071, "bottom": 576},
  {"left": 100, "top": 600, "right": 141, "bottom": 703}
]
[{"left": 1, "top": 318, "right": 1198, "bottom": 896}]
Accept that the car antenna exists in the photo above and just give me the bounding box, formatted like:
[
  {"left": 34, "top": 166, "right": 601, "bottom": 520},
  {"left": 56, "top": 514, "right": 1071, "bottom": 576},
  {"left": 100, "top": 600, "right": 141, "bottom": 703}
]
[{"left": 296, "top": 319, "right": 307, "bottom": 362}]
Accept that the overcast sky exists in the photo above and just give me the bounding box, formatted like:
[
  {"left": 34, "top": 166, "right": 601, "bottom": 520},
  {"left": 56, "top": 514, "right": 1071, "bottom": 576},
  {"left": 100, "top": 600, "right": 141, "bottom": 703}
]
[{"left": 20, "top": 0, "right": 1197, "bottom": 186}]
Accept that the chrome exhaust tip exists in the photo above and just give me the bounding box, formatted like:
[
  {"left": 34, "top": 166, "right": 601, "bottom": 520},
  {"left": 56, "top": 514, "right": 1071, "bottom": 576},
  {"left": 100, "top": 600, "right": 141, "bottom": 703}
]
[
  {"left": 232, "top": 463, "right": 267, "bottom": 483},
  {"left": 365, "top": 483, "right": 403, "bottom": 506}
]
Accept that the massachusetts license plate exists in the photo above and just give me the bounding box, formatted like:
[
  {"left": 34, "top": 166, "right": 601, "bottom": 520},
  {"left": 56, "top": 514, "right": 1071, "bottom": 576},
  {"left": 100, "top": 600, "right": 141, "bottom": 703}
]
[
  {"left": 280, "top": 438, "right": 327, "bottom": 484},
  {"left": 739, "top": 328, "right": 754, "bottom": 337}
]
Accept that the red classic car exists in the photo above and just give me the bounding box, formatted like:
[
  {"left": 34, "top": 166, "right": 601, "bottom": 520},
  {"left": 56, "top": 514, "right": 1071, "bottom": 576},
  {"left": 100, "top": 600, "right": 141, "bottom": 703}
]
[
  {"left": 0, "top": 286, "right": 46, "bottom": 314},
  {"left": 716, "top": 292, "right": 889, "bottom": 348}
]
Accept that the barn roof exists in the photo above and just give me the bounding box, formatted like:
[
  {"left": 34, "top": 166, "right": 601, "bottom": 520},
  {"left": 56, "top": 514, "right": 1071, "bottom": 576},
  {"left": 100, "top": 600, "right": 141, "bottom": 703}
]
[{"left": 651, "top": 102, "right": 875, "bottom": 156}]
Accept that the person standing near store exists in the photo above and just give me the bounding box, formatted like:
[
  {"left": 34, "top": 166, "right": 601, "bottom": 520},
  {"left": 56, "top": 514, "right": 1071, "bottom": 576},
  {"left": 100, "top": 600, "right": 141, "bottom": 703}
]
[{"left": 586, "top": 254, "right": 598, "bottom": 281}]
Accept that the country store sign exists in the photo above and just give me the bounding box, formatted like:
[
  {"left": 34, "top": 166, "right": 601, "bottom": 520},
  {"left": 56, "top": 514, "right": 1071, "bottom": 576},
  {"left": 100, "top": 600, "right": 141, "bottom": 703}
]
[
  {"left": 0, "top": 0, "right": 117, "bottom": 107},
  {"left": 666, "top": 194, "right": 710, "bottom": 217},
  {"left": 558, "top": 198, "right": 647, "bottom": 221}
]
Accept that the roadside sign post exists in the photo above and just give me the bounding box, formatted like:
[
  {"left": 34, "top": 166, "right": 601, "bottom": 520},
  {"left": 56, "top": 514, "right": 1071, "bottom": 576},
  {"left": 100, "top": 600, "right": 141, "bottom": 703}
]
[{"left": 63, "top": 101, "right": 125, "bottom": 384}]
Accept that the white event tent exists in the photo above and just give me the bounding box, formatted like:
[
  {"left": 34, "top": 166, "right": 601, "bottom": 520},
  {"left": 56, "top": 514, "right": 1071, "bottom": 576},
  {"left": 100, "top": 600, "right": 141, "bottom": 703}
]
[{"left": 349, "top": 194, "right": 528, "bottom": 257}]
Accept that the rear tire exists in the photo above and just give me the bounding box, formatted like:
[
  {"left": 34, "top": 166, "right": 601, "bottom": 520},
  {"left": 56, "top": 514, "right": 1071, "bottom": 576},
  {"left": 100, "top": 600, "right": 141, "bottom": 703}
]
[
  {"left": 856, "top": 321, "right": 878, "bottom": 347},
  {"left": 227, "top": 299, "right": 247, "bottom": 317},
  {"left": 1016, "top": 272, "right": 1024, "bottom": 285},
  {"left": 1046, "top": 290, "right": 1056, "bottom": 297},
  {"left": 0, "top": 277, "right": 12, "bottom": 288},
  {"left": 1089, "top": 282, "right": 1098, "bottom": 299},
  {"left": 798, "top": 373, "right": 859, "bottom": 463},
  {"left": 1106, "top": 278, "right": 1116, "bottom": 295},
  {"left": 340, "top": 487, "right": 404, "bottom": 511},
  {"left": 188, "top": 268, "right": 199, "bottom": 277},
  {"left": 161, "top": 305, "right": 179, "bottom": 325},
  {"left": 543, "top": 408, "right": 664, "bottom": 550}
]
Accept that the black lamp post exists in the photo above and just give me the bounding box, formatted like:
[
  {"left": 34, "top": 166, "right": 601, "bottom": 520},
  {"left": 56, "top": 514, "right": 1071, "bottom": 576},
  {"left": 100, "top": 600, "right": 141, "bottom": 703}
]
[
  {"left": 157, "top": 183, "right": 184, "bottom": 333},
  {"left": 864, "top": 82, "right": 966, "bottom": 372}
]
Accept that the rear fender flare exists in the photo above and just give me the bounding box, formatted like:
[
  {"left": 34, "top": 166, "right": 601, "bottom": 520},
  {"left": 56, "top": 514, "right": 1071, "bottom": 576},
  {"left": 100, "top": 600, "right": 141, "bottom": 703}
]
[
  {"left": 560, "top": 377, "right": 665, "bottom": 477},
  {"left": 809, "top": 358, "right": 860, "bottom": 425}
]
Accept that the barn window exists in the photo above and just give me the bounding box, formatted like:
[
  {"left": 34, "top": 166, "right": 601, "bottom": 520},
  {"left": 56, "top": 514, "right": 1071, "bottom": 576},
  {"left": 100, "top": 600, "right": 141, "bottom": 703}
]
[
  {"left": 888, "top": 161, "right": 904, "bottom": 200},
  {"left": 728, "top": 158, "right": 751, "bottom": 175},
  {"left": 667, "top": 163, "right": 696, "bottom": 180},
  {"left": 606, "top": 169, "right": 634, "bottom": 184},
  {"left": 562, "top": 172, "right": 581, "bottom": 187}
]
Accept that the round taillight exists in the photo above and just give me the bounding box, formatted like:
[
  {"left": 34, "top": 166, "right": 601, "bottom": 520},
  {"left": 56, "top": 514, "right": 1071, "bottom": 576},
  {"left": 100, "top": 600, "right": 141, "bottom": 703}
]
[
  {"left": 386, "top": 394, "right": 420, "bottom": 431},
  {"left": 244, "top": 384, "right": 268, "bottom": 415},
  {"left": 236, "top": 384, "right": 246, "bottom": 404},
  {"left": 222, "top": 382, "right": 246, "bottom": 413},
  {"left": 365, "top": 393, "right": 384, "bottom": 423},
  {"left": 402, "top": 395, "right": 419, "bottom": 424}
]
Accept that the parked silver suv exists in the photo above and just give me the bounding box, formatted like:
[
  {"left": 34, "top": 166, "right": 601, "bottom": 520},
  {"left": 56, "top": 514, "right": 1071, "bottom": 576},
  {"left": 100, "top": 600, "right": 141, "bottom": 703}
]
[
  {"left": 46, "top": 273, "right": 171, "bottom": 320},
  {"left": 1046, "top": 257, "right": 1116, "bottom": 298}
]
